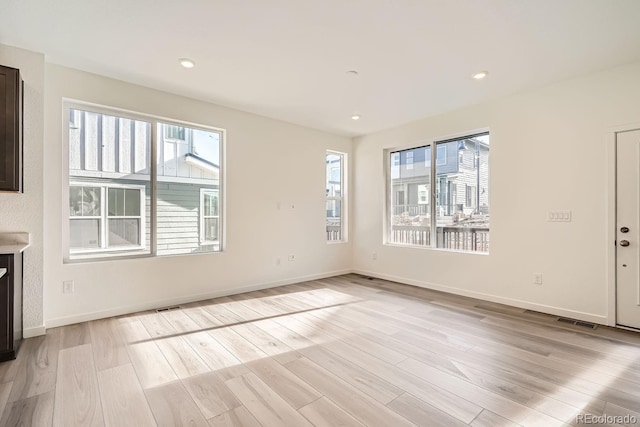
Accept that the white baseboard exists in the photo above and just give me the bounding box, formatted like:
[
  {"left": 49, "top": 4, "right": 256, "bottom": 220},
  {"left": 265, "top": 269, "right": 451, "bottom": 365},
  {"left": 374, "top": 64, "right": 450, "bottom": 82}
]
[
  {"left": 23, "top": 325, "right": 46, "bottom": 338},
  {"left": 45, "top": 269, "right": 352, "bottom": 329},
  {"left": 352, "top": 269, "right": 609, "bottom": 325}
]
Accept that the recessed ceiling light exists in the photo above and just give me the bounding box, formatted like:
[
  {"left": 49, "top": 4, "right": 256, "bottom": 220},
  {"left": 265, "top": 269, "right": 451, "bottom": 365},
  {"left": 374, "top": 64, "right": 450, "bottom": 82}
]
[
  {"left": 472, "top": 71, "right": 488, "bottom": 80},
  {"left": 351, "top": 114, "right": 361, "bottom": 121},
  {"left": 346, "top": 70, "right": 359, "bottom": 76},
  {"left": 179, "top": 58, "right": 196, "bottom": 69}
]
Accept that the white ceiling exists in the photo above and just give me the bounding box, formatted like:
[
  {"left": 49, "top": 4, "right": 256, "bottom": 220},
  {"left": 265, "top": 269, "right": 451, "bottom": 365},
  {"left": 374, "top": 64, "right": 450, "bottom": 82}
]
[{"left": 2, "top": 0, "right": 640, "bottom": 136}]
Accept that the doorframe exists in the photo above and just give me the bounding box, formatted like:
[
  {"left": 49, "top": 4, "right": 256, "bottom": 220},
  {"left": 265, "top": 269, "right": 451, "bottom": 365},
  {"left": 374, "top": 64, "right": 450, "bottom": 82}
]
[{"left": 606, "top": 123, "right": 640, "bottom": 327}]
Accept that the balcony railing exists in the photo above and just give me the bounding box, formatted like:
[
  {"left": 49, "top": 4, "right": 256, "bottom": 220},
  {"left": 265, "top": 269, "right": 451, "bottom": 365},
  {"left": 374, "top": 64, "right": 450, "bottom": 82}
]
[
  {"left": 326, "top": 225, "right": 342, "bottom": 241},
  {"left": 390, "top": 225, "right": 489, "bottom": 252}
]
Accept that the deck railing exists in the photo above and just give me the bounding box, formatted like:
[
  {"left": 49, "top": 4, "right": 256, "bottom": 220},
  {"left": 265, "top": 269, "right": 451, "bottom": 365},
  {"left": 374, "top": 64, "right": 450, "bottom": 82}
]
[
  {"left": 326, "top": 225, "right": 342, "bottom": 241},
  {"left": 390, "top": 225, "right": 489, "bottom": 252}
]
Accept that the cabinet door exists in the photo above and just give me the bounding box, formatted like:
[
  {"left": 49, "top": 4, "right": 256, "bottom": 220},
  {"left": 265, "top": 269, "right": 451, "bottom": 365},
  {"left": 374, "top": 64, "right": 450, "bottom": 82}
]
[
  {"left": 0, "top": 255, "right": 11, "bottom": 351},
  {"left": 0, "top": 65, "right": 22, "bottom": 192}
]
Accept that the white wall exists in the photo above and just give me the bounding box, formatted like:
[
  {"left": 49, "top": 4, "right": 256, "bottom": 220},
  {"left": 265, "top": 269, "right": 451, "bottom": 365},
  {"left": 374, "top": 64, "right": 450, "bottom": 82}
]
[
  {"left": 44, "top": 64, "right": 352, "bottom": 327},
  {"left": 353, "top": 61, "right": 640, "bottom": 324},
  {"left": 0, "top": 45, "right": 45, "bottom": 336}
]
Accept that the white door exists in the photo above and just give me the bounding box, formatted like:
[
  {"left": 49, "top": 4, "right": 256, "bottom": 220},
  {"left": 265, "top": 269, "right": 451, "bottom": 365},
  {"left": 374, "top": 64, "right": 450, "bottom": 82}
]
[{"left": 616, "top": 129, "right": 640, "bottom": 329}]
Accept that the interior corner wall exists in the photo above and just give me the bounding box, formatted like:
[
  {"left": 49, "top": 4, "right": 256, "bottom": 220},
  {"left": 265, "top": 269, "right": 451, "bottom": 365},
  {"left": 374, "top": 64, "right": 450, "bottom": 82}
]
[
  {"left": 43, "top": 64, "right": 352, "bottom": 327},
  {"left": 0, "top": 44, "right": 45, "bottom": 336},
  {"left": 352, "top": 61, "right": 640, "bottom": 324}
]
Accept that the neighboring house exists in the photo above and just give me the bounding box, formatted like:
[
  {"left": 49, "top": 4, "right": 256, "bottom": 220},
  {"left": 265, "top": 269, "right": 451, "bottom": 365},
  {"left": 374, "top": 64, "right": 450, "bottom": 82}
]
[
  {"left": 390, "top": 136, "right": 489, "bottom": 222},
  {"left": 68, "top": 108, "right": 221, "bottom": 256}
]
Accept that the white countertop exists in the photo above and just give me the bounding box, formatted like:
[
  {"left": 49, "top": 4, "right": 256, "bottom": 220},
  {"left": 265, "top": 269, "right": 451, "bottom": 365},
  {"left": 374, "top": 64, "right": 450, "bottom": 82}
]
[
  {"left": 0, "top": 268, "right": 6, "bottom": 279},
  {"left": 0, "top": 232, "right": 30, "bottom": 254}
]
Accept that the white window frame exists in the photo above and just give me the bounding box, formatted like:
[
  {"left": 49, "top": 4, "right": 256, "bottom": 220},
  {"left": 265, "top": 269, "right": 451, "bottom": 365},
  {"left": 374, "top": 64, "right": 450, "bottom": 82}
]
[
  {"left": 386, "top": 130, "right": 489, "bottom": 253},
  {"left": 326, "top": 150, "right": 347, "bottom": 243},
  {"left": 69, "top": 182, "right": 146, "bottom": 254},
  {"left": 200, "top": 188, "right": 220, "bottom": 245},
  {"left": 64, "top": 100, "right": 226, "bottom": 262},
  {"left": 406, "top": 151, "right": 414, "bottom": 170}
]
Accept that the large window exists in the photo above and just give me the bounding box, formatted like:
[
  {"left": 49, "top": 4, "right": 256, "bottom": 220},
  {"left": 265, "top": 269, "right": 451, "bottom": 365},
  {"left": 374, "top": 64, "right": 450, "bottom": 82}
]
[
  {"left": 66, "top": 104, "right": 223, "bottom": 260},
  {"left": 388, "top": 132, "right": 489, "bottom": 253},
  {"left": 326, "top": 151, "right": 346, "bottom": 242}
]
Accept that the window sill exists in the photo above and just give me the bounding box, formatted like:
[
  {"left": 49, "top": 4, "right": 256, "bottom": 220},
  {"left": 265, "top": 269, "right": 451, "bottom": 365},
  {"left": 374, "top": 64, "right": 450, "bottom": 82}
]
[{"left": 383, "top": 242, "right": 489, "bottom": 255}]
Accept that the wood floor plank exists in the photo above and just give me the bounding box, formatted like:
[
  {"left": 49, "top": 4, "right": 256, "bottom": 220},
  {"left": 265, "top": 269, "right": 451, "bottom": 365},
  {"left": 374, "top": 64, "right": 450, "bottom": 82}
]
[
  {"left": 387, "top": 392, "right": 468, "bottom": 427},
  {"left": 60, "top": 322, "right": 92, "bottom": 350},
  {"left": 201, "top": 304, "right": 245, "bottom": 326},
  {"left": 139, "top": 313, "right": 177, "bottom": 338},
  {"left": 182, "top": 306, "right": 224, "bottom": 329},
  {"left": 88, "top": 318, "right": 130, "bottom": 371},
  {"left": 0, "top": 391, "right": 54, "bottom": 427},
  {"left": 319, "top": 336, "right": 483, "bottom": 423},
  {"left": 160, "top": 309, "right": 202, "bottom": 333},
  {"left": 470, "top": 409, "right": 522, "bottom": 427},
  {"left": 231, "top": 322, "right": 301, "bottom": 364},
  {"left": 252, "top": 319, "right": 316, "bottom": 351},
  {"left": 145, "top": 381, "right": 209, "bottom": 427},
  {"left": 8, "top": 328, "right": 61, "bottom": 402},
  {"left": 119, "top": 322, "right": 178, "bottom": 389},
  {"left": 53, "top": 344, "right": 104, "bottom": 427},
  {"left": 285, "top": 357, "right": 416, "bottom": 427},
  {"left": 183, "top": 331, "right": 247, "bottom": 379},
  {"left": 246, "top": 357, "right": 321, "bottom": 409},
  {"left": 0, "top": 357, "right": 20, "bottom": 384},
  {"left": 298, "top": 396, "right": 365, "bottom": 427},
  {"left": 297, "top": 345, "right": 403, "bottom": 404},
  {"left": 183, "top": 372, "right": 241, "bottom": 420},
  {"left": 97, "top": 364, "right": 156, "bottom": 427},
  {"left": 155, "top": 336, "right": 210, "bottom": 379},
  {"left": 208, "top": 406, "right": 262, "bottom": 427},
  {"left": 0, "top": 381, "right": 13, "bottom": 422},
  {"left": 397, "top": 357, "right": 564, "bottom": 426},
  {"left": 209, "top": 328, "right": 269, "bottom": 364},
  {"left": 224, "top": 372, "right": 313, "bottom": 427}
]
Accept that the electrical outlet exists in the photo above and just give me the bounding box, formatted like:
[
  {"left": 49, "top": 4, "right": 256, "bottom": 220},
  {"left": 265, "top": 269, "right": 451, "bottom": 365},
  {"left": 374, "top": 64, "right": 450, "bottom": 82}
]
[
  {"left": 63, "top": 280, "right": 75, "bottom": 293},
  {"left": 533, "top": 274, "right": 543, "bottom": 285},
  {"left": 372, "top": 252, "right": 377, "bottom": 260},
  {"left": 275, "top": 257, "right": 281, "bottom": 266},
  {"left": 288, "top": 254, "right": 295, "bottom": 262}
]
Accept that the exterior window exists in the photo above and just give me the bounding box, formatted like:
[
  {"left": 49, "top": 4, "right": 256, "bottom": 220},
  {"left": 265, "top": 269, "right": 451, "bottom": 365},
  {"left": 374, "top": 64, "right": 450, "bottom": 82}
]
[
  {"left": 406, "top": 151, "right": 414, "bottom": 170},
  {"left": 425, "top": 145, "right": 447, "bottom": 166},
  {"left": 67, "top": 105, "right": 223, "bottom": 260},
  {"left": 389, "top": 132, "right": 489, "bottom": 253},
  {"left": 465, "top": 185, "right": 477, "bottom": 208},
  {"left": 326, "top": 151, "right": 346, "bottom": 242},
  {"left": 165, "top": 124, "right": 186, "bottom": 141},
  {"left": 200, "top": 189, "right": 219, "bottom": 244},
  {"left": 70, "top": 184, "right": 145, "bottom": 252}
]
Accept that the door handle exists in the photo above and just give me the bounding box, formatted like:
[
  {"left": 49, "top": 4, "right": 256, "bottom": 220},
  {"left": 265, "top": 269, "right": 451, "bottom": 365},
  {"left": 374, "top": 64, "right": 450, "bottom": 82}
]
[{"left": 620, "top": 240, "right": 630, "bottom": 247}]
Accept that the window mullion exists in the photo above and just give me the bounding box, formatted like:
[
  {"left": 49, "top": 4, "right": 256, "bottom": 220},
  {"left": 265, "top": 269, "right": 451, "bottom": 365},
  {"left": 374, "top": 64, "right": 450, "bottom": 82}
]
[
  {"left": 430, "top": 142, "right": 437, "bottom": 249},
  {"left": 150, "top": 120, "right": 157, "bottom": 256},
  {"left": 101, "top": 186, "right": 107, "bottom": 249}
]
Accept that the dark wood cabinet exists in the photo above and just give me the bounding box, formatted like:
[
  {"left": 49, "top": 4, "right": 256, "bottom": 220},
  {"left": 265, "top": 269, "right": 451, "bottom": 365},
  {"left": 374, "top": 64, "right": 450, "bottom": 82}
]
[
  {"left": 0, "top": 65, "right": 23, "bottom": 192},
  {"left": 0, "top": 253, "right": 22, "bottom": 362}
]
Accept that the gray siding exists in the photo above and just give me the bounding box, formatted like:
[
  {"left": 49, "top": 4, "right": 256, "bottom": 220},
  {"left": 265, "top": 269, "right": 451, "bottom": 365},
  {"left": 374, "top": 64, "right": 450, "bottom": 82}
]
[{"left": 157, "top": 182, "right": 217, "bottom": 256}]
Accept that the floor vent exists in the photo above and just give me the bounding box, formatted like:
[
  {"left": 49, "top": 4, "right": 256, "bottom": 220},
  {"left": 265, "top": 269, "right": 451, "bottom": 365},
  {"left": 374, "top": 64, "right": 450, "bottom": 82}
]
[
  {"left": 156, "top": 306, "right": 181, "bottom": 313},
  {"left": 575, "top": 321, "right": 597, "bottom": 329},
  {"left": 557, "top": 317, "right": 597, "bottom": 329}
]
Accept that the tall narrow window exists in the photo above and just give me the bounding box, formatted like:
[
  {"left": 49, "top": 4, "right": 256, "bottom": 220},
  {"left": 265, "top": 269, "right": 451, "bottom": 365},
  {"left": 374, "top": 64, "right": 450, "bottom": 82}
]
[
  {"left": 67, "top": 104, "right": 223, "bottom": 260},
  {"left": 326, "top": 151, "right": 345, "bottom": 242},
  {"left": 388, "top": 132, "right": 489, "bottom": 253},
  {"left": 200, "top": 189, "right": 219, "bottom": 244}
]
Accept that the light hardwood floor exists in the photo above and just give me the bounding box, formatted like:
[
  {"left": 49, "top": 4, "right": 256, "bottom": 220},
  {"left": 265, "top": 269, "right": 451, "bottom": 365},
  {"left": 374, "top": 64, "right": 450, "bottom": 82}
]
[{"left": 1, "top": 274, "right": 640, "bottom": 426}]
